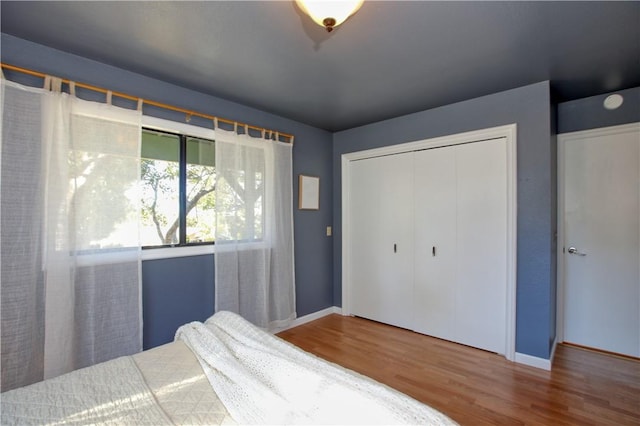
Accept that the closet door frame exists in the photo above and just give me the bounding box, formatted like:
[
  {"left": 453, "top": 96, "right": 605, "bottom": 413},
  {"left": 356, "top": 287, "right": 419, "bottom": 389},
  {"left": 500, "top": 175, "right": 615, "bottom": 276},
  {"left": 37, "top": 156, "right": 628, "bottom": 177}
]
[{"left": 341, "top": 124, "right": 518, "bottom": 362}]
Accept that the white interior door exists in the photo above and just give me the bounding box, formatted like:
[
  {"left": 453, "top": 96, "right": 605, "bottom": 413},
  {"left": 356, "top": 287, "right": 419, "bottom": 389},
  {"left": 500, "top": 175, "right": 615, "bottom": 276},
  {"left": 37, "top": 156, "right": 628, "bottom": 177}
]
[
  {"left": 349, "top": 153, "right": 414, "bottom": 330},
  {"left": 562, "top": 123, "right": 640, "bottom": 358}
]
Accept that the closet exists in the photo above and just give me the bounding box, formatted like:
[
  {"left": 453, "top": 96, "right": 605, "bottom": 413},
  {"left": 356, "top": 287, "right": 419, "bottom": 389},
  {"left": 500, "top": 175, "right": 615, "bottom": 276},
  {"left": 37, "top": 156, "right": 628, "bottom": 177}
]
[{"left": 348, "top": 137, "right": 508, "bottom": 355}]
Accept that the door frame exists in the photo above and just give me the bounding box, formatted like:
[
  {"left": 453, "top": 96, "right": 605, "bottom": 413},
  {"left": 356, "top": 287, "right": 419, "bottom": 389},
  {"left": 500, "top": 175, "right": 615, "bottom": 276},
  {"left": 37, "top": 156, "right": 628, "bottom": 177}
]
[
  {"left": 341, "top": 124, "right": 518, "bottom": 361},
  {"left": 556, "top": 122, "right": 640, "bottom": 347}
]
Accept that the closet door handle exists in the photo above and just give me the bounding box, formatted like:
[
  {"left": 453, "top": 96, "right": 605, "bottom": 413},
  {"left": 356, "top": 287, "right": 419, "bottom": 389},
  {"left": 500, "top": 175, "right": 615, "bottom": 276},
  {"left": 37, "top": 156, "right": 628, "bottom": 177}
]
[
  {"left": 394, "top": 243, "right": 397, "bottom": 253},
  {"left": 432, "top": 246, "right": 436, "bottom": 257}
]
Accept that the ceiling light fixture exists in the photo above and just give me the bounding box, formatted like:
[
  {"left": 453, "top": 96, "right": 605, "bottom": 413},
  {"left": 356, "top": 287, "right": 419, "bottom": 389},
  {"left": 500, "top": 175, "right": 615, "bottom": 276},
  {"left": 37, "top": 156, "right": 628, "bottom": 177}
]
[
  {"left": 603, "top": 94, "right": 624, "bottom": 110},
  {"left": 295, "top": 0, "right": 364, "bottom": 32}
]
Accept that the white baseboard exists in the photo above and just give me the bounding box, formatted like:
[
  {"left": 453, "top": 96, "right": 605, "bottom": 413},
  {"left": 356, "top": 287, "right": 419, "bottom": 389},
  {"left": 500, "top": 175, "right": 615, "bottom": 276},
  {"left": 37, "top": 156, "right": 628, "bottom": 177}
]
[
  {"left": 273, "top": 306, "right": 342, "bottom": 333},
  {"left": 515, "top": 337, "right": 558, "bottom": 371}
]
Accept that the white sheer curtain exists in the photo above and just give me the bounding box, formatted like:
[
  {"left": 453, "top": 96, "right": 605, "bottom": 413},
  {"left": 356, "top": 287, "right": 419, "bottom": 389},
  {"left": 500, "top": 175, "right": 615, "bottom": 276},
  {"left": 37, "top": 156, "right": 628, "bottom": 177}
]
[
  {"left": 214, "top": 129, "right": 295, "bottom": 329},
  {"left": 1, "top": 78, "right": 142, "bottom": 391}
]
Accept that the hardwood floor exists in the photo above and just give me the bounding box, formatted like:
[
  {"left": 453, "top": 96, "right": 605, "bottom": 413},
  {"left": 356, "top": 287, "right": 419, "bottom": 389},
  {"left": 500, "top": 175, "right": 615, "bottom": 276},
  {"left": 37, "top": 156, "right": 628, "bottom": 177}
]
[{"left": 277, "top": 314, "right": 640, "bottom": 425}]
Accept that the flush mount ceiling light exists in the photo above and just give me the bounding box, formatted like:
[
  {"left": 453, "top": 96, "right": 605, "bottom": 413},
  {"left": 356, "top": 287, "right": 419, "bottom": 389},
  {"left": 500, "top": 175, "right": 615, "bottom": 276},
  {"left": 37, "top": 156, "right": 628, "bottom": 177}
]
[
  {"left": 603, "top": 94, "right": 624, "bottom": 110},
  {"left": 295, "top": 0, "right": 364, "bottom": 32}
]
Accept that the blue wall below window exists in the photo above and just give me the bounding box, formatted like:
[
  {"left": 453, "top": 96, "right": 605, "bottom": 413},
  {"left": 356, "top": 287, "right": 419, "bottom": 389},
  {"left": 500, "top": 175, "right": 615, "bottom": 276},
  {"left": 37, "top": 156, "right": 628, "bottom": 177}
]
[{"left": 142, "top": 255, "right": 214, "bottom": 349}]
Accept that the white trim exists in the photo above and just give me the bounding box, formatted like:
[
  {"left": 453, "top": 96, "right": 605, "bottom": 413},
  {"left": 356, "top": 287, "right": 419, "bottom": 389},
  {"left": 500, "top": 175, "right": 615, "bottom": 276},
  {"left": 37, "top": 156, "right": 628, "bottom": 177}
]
[
  {"left": 556, "top": 131, "right": 567, "bottom": 345},
  {"left": 556, "top": 122, "right": 640, "bottom": 349},
  {"left": 272, "top": 306, "right": 342, "bottom": 334},
  {"left": 142, "top": 115, "right": 216, "bottom": 140},
  {"left": 515, "top": 352, "right": 552, "bottom": 371},
  {"left": 505, "top": 124, "right": 518, "bottom": 362},
  {"left": 341, "top": 124, "right": 518, "bottom": 362},
  {"left": 141, "top": 244, "right": 215, "bottom": 261},
  {"left": 342, "top": 124, "right": 517, "bottom": 162},
  {"left": 75, "top": 249, "right": 141, "bottom": 267},
  {"left": 558, "top": 122, "right": 640, "bottom": 141}
]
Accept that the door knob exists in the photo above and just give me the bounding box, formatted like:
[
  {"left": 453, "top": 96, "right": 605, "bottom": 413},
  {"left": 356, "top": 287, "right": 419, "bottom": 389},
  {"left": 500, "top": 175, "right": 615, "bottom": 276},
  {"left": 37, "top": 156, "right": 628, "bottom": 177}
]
[{"left": 567, "top": 247, "right": 586, "bottom": 256}]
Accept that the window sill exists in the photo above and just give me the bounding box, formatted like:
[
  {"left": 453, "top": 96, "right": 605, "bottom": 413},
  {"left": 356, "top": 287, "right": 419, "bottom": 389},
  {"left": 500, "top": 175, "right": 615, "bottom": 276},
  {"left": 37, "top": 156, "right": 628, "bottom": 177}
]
[
  {"left": 141, "top": 244, "right": 215, "bottom": 261},
  {"left": 74, "top": 242, "right": 267, "bottom": 264}
]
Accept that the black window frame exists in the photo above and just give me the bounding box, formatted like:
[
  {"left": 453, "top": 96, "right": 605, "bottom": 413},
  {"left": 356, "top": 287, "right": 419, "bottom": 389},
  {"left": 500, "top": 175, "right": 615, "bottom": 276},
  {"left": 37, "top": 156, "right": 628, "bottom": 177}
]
[{"left": 141, "top": 127, "right": 215, "bottom": 249}]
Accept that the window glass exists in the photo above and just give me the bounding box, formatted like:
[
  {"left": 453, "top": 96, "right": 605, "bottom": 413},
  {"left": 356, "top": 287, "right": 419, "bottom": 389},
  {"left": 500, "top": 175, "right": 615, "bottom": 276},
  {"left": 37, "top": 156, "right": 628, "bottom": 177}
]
[
  {"left": 186, "top": 137, "right": 216, "bottom": 243},
  {"left": 140, "top": 130, "right": 180, "bottom": 246}
]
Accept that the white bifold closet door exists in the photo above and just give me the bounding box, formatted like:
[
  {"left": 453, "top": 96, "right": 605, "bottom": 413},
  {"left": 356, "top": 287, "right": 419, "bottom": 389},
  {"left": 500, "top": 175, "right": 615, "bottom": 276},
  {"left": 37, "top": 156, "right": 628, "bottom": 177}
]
[
  {"left": 414, "top": 139, "right": 507, "bottom": 354},
  {"left": 455, "top": 139, "right": 507, "bottom": 354},
  {"left": 350, "top": 138, "right": 507, "bottom": 355},
  {"left": 350, "top": 152, "right": 414, "bottom": 330},
  {"left": 413, "top": 146, "right": 457, "bottom": 341}
]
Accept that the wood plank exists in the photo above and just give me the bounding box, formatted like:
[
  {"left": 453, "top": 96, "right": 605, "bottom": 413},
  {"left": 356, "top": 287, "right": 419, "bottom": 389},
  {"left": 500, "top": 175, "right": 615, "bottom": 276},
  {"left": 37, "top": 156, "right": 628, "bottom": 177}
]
[{"left": 277, "top": 314, "right": 640, "bottom": 425}]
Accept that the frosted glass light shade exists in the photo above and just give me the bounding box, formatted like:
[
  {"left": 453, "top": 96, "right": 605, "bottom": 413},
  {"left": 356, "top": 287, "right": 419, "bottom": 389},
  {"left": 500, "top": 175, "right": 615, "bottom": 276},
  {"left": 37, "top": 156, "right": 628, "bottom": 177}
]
[{"left": 295, "top": 0, "right": 364, "bottom": 32}]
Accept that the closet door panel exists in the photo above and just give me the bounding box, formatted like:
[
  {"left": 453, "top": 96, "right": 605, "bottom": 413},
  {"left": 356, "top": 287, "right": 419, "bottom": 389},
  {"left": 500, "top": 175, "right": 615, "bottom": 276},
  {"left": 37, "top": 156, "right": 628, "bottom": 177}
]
[
  {"left": 455, "top": 138, "right": 508, "bottom": 354},
  {"left": 349, "top": 153, "right": 414, "bottom": 330},
  {"left": 413, "top": 147, "right": 457, "bottom": 341}
]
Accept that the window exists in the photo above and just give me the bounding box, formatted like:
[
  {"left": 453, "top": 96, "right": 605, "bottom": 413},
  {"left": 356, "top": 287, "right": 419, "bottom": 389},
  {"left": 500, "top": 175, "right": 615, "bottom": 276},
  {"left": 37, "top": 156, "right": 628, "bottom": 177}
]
[{"left": 140, "top": 128, "right": 216, "bottom": 247}]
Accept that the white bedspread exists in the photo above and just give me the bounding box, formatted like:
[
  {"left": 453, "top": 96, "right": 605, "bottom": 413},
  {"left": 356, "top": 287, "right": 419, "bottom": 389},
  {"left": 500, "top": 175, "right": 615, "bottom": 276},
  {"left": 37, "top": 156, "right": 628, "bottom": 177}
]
[
  {"left": 1, "top": 340, "right": 234, "bottom": 426},
  {"left": 0, "top": 357, "right": 173, "bottom": 425},
  {"left": 176, "top": 311, "right": 457, "bottom": 425}
]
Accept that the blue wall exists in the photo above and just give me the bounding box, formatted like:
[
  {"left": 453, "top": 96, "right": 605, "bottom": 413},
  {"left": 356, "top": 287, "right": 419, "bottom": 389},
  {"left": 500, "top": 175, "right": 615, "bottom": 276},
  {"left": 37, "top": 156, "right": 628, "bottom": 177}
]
[
  {"left": 142, "top": 255, "right": 214, "bottom": 350},
  {"left": 558, "top": 87, "right": 640, "bottom": 133},
  {"left": 333, "top": 82, "right": 557, "bottom": 359},
  {"left": 1, "top": 34, "right": 335, "bottom": 348}
]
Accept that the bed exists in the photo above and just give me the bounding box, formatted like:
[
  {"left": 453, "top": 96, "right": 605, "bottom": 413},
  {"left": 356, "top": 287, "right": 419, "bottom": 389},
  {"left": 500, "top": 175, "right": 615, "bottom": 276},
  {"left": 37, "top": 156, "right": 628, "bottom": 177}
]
[{"left": 1, "top": 311, "right": 456, "bottom": 425}]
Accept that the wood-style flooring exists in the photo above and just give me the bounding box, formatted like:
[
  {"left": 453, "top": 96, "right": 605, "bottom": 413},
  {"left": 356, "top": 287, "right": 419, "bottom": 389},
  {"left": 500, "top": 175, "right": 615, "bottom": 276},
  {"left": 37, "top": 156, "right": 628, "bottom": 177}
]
[{"left": 277, "top": 314, "right": 640, "bottom": 425}]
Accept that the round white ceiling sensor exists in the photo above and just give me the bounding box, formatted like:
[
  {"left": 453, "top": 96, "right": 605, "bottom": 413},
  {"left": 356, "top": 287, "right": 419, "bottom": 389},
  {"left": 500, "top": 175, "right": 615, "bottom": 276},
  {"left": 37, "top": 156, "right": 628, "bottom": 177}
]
[{"left": 603, "top": 94, "right": 624, "bottom": 110}]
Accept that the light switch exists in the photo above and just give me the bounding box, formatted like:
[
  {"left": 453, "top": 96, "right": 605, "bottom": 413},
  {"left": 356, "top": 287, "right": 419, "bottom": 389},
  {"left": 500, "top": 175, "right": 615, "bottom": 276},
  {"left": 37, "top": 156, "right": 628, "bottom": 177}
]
[{"left": 326, "top": 226, "right": 332, "bottom": 237}]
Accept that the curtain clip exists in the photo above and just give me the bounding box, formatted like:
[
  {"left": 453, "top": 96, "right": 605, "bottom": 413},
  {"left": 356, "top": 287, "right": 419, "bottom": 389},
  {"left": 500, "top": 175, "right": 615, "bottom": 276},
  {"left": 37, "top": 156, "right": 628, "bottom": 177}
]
[
  {"left": 185, "top": 113, "right": 192, "bottom": 123},
  {"left": 213, "top": 117, "right": 219, "bottom": 129},
  {"left": 51, "top": 77, "right": 63, "bottom": 93},
  {"left": 106, "top": 90, "right": 113, "bottom": 105},
  {"left": 69, "top": 81, "right": 76, "bottom": 97},
  {"left": 137, "top": 98, "right": 144, "bottom": 111}
]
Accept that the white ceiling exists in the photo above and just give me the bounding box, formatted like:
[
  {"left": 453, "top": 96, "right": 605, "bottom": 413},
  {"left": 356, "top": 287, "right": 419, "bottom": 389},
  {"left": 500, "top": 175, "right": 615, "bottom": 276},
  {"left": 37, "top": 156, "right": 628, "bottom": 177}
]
[{"left": 2, "top": 1, "right": 639, "bottom": 131}]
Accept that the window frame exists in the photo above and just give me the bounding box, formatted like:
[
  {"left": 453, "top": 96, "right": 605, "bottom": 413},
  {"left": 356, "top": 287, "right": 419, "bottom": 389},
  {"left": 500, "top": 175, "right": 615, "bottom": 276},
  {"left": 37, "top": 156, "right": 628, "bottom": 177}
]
[{"left": 140, "top": 116, "right": 217, "bottom": 259}]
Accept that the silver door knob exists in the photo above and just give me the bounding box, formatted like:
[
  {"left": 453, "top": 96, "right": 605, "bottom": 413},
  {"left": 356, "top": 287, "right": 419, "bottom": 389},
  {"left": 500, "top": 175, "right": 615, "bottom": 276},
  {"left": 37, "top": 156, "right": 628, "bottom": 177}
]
[{"left": 567, "top": 247, "right": 586, "bottom": 256}]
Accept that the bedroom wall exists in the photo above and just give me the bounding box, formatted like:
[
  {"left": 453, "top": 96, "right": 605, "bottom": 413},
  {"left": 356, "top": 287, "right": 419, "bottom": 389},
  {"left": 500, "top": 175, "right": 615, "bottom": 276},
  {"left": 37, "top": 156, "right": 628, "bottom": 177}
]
[
  {"left": 558, "top": 86, "right": 640, "bottom": 133},
  {"left": 333, "top": 81, "right": 557, "bottom": 360},
  {"left": 1, "top": 34, "right": 335, "bottom": 349}
]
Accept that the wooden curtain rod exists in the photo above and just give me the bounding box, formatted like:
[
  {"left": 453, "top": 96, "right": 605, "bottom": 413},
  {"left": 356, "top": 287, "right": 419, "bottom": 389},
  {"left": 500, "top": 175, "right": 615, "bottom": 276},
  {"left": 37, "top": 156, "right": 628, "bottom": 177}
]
[{"left": 0, "top": 62, "right": 294, "bottom": 144}]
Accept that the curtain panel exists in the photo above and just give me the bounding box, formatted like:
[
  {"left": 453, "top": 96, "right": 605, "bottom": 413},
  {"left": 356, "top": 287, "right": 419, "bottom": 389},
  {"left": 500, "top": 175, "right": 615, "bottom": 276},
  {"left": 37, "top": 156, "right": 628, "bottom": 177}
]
[
  {"left": 214, "top": 129, "right": 295, "bottom": 330},
  {"left": 0, "top": 79, "right": 142, "bottom": 391}
]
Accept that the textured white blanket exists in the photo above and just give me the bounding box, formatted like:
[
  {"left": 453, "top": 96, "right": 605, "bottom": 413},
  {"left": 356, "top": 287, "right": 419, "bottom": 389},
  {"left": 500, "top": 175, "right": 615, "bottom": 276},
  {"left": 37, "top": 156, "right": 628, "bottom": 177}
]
[{"left": 176, "top": 311, "right": 457, "bottom": 425}]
